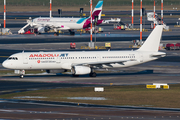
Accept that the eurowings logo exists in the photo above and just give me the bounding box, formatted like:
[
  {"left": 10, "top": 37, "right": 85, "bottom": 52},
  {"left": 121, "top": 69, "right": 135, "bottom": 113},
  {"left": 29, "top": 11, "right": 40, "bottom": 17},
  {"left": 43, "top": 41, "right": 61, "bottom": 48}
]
[{"left": 37, "top": 19, "right": 50, "bottom": 22}]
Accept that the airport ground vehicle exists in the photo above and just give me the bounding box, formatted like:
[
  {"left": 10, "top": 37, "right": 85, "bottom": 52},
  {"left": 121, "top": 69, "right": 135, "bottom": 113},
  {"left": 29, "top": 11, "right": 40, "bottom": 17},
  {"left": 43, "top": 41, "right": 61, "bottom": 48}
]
[
  {"left": 24, "top": 28, "right": 38, "bottom": 34},
  {"left": 175, "top": 43, "right": 180, "bottom": 50},
  {"left": 165, "top": 43, "right": 180, "bottom": 50},
  {"left": 166, "top": 43, "right": 174, "bottom": 50},
  {"left": 70, "top": 43, "right": 76, "bottom": 49},
  {"left": 113, "top": 24, "right": 126, "bottom": 30}
]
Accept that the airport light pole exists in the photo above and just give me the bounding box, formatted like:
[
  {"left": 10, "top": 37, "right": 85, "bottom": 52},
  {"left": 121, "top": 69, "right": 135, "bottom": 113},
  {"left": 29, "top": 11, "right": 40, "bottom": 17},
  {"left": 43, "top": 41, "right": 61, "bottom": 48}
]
[
  {"left": 94, "top": 15, "right": 98, "bottom": 48},
  {"left": 140, "top": 0, "right": 142, "bottom": 46},
  {"left": 132, "top": 0, "right": 134, "bottom": 28},
  {"left": 161, "top": 0, "right": 163, "bottom": 25},
  {"left": 58, "top": 9, "right": 62, "bottom": 17},
  {"left": 4, "top": 0, "right": 6, "bottom": 28},
  {"left": 80, "top": 8, "right": 83, "bottom": 17},
  {"left": 50, "top": 0, "right": 52, "bottom": 18},
  {"left": 154, "top": 0, "right": 156, "bottom": 28},
  {"left": 89, "top": 0, "right": 94, "bottom": 48},
  {"left": 0, "top": 24, "right": 2, "bottom": 35}
]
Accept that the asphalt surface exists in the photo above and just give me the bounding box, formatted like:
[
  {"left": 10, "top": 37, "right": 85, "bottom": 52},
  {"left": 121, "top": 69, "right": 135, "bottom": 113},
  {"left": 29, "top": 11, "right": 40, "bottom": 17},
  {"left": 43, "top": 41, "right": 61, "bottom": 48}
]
[
  {"left": 0, "top": 34, "right": 180, "bottom": 44},
  {"left": 1, "top": 67, "right": 180, "bottom": 119},
  {"left": 0, "top": 11, "right": 180, "bottom": 119},
  {"left": 0, "top": 10, "right": 180, "bottom": 19},
  {"left": 0, "top": 99, "right": 180, "bottom": 120}
]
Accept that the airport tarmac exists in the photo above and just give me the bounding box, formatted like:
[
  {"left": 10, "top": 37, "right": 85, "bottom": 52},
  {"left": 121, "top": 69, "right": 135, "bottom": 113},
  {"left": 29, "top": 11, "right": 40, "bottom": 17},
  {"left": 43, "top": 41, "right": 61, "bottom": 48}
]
[
  {"left": 0, "top": 11, "right": 180, "bottom": 119},
  {"left": 0, "top": 99, "right": 180, "bottom": 120},
  {"left": 1, "top": 64, "right": 180, "bottom": 119}
]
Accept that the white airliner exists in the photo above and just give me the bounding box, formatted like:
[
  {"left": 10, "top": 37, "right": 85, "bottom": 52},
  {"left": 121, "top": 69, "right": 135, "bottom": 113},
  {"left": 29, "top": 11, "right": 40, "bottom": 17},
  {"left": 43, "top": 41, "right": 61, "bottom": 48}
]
[
  {"left": 18, "top": 1, "right": 103, "bottom": 35},
  {"left": 3, "top": 25, "right": 166, "bottom": 78}
]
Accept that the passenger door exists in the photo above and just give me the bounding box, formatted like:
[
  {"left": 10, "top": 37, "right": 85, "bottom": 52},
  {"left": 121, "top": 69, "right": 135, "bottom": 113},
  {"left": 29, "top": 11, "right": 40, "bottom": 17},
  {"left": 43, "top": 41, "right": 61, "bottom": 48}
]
[
  {"left": 96, "top": 54, "right": 101, "bottom": 61},
  {"left": 56, "top": 57, "right": 61, "bottom": 64},
  {"left": 23, "top": 54, "right": 28, "bottom": 64}
]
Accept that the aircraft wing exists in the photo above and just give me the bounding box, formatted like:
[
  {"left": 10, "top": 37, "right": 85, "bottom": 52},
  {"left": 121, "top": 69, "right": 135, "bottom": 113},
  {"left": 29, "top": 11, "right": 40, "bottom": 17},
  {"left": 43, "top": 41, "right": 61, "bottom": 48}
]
[
  {"left": 44, "top": 23, "right": 71, "bottom": 29},
  {"left": 72, "top": 59, "right": 136, "bottom": 67},
  {"left": 34, "top": 23, "right": 70, "bottom": 30}
]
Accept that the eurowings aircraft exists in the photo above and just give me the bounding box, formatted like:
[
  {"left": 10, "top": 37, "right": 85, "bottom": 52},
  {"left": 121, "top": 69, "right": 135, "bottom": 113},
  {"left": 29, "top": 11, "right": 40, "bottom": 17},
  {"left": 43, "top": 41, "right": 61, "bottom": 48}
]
[
  {"left": 3, "top": 25, "right": 166, "bottom": 78},
  {"left": 27, "top": 1, "right": 103, "bottom": 35}
]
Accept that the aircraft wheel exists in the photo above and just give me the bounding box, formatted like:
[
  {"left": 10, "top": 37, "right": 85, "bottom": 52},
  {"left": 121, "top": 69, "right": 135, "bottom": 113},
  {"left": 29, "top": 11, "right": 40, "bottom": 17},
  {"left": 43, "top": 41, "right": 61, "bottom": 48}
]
[
  {"left": 70, "top": 32, "right": 75, "bottom": 35},
  {"left": 20, "top": 74, "right": 24, "bottom": 78},
  {"left": 89, "top": 72, "right": 96, "bottom": 77},
  {"left": 72, "top": 74, "right": 79, "bottom": 77},
  {"left": 56, "top": 32, "right": 59, "bottom": 36}
]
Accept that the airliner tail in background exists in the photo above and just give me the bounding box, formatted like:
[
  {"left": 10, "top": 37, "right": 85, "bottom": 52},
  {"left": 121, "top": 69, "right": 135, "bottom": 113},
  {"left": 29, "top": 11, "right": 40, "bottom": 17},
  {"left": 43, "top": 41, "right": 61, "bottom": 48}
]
[
  {"left": 18, "top": 1, "right": 104, "bottom": 35},
  {"left": 92, "top": 1, "right": 103, "bottom": 20}
]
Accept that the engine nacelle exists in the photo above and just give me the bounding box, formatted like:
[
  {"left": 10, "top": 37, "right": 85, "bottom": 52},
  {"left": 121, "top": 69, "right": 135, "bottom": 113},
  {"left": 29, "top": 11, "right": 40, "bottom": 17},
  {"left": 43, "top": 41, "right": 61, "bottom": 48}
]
[
  {"left": 38, "top": 26, "right": 50, "bottom": 33},
  {"left": 71, "top": 66, "right": 91, "bottom": 75},
  {"left": 44, "top": 26, "right": 50, "bottom": 32},
  {"left": 46, "top": 69, "right": 66, "bottom": 74}
]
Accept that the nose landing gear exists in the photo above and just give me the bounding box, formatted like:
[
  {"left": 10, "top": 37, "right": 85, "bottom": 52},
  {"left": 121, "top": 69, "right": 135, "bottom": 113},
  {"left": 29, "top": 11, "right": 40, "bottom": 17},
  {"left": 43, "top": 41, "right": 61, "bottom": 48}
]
[
  {"left": 20, "top": 74, "right": 24, "bottom": 78},
  {"left": 19, "top": 70, "right": 25, "bottom": 78}
]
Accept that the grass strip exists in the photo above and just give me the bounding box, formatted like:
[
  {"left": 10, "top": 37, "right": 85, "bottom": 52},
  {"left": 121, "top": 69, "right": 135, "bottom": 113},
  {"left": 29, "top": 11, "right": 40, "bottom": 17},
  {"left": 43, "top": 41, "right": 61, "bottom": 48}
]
[{"left": 0, "top": 84, "right": 180, "bottom": 108}]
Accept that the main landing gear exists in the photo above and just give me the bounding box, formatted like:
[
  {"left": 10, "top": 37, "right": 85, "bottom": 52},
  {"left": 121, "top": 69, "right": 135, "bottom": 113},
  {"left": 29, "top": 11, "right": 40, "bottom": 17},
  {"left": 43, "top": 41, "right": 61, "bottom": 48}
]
[
  {"left": 72, "top": 74, "right": 79, "bottom": 77},
  {"left": 89, "top": 72, "right": 96, "bottom": 77},
  {"left": 69, "top": 30, "right": 75, "bottom": 35},
  {"left": 54, "top": 31, "right": 59, "bottom": 36}
]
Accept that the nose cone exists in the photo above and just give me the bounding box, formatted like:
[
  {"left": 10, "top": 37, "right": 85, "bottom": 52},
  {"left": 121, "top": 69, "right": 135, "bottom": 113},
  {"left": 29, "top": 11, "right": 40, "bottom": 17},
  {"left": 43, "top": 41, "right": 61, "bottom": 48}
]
[{"left": 2, "top": 60, "right": 10, "bottom": 69}]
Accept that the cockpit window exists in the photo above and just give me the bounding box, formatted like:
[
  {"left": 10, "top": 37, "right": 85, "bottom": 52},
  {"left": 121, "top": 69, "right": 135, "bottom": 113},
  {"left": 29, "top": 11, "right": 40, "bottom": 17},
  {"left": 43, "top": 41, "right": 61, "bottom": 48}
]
[{"left": 8, "top": 57, "right": 18, "bottom": 60}]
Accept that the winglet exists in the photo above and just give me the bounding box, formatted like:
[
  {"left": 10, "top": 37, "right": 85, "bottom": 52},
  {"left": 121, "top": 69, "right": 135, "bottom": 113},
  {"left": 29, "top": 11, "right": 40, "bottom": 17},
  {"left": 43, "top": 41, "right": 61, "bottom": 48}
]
[{"left": 137, "top": 25, "right": 163, "bottom": 52}]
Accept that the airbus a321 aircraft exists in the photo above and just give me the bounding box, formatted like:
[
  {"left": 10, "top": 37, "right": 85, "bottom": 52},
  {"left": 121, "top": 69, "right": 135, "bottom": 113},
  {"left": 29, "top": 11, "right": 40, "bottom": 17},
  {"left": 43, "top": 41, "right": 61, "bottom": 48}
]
[
  {"left": 3, "top": 25, "right": 166, "bottom": 78},
  {"left": 23, "top": 1, "right": 103, "bottom": 35}
]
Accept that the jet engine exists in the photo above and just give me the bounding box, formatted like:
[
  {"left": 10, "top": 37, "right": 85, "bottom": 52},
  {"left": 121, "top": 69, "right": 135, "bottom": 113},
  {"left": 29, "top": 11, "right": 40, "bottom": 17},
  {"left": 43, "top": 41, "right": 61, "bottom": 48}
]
[
  {"left": 71, "top": 66, "right": 91, "bottom": 75},
  {"left": 37, "top": 26, "right": 50, "bottom": 33}
]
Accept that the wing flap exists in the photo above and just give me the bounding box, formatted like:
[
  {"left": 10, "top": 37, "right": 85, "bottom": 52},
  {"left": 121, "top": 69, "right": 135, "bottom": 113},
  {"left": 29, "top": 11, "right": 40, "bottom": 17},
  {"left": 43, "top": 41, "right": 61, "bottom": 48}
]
[{"left": 72, "top": 59, "right": 136, "bottom": 67}]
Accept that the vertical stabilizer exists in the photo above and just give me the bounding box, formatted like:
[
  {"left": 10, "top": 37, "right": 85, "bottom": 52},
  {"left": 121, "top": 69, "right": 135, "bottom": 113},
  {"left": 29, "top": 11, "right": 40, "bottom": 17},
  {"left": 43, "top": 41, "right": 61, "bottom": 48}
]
[
  {"left": 137, "top": 25, "right": 163, "bottom": 52},
  {"left": 92, "top": 1, "right": 103, "bottom": 20}
]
